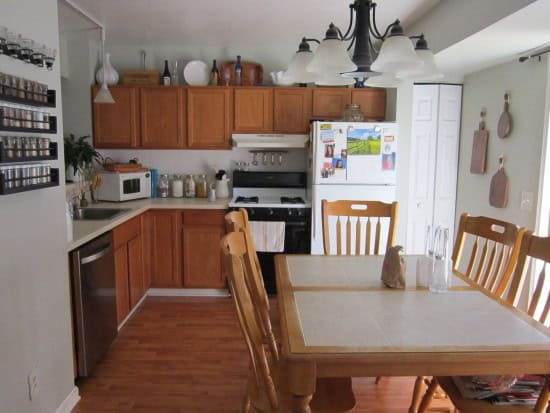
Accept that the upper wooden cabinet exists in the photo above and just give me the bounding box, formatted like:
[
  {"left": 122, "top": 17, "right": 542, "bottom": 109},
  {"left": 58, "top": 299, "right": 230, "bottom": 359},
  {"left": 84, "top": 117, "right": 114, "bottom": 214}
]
[
  {"left": 187, "top": 87, "right": 233, "bottom": 149},
  {"left": 311, "top": 88, "right": 351, "bottom": 120},
  {"left": 273, "top": 88, "right": 312, "bottom": 133},
  {"left": 234, "top": 88, "right": 273, "bottom": 133},
  {"left": 93, "top": 86, "right": 139, "bottom": 148},
  {"left": 351, "top": 88, "right": 386, "bottom": 121},
  {"left": 140, "top": 87, "right": 186, "bottom": 148}
]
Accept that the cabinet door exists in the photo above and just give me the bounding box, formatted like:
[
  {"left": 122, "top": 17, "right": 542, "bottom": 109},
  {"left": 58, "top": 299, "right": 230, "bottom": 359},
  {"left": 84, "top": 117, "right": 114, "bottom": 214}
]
[
  {"left": 351, "top": 88, "right": 386, "bottom": 120},
  {"left": 141, "top": 212, "right": 151, "bottom": 290},
  {"left": 234, "top": 88, "right": 273, "bottom": 133},
  {"left": 150, "top": 210, "right": 182, "bottom": 287},
  {"left": 182, "top": 210, "right": 225, "bottom": 288},
  {"left": 93, "top": 86, "right": 139, "bottom": 148},
  {"left": 114, "top": 246, "right": 130, "bottom": 325},
  {"left": 128, "top": 236, "right": 145, "bottom": 307},
  {"left": 140, "top": 87, "right": 186, "bottom": 148},
  {"left": 187, "top": 87, "right": 233, "bottom": 149},
  {"left": 273, "top": 88, "right": 312, "bottom": 133},
  {"left": 312, "top": 88, "right": 351, "bottom": 120}
]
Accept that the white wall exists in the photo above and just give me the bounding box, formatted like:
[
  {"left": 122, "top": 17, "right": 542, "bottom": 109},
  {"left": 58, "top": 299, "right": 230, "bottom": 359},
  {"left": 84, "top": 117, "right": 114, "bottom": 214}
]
[
  {"left": 0, "top": 1, "right": 76, "bottom": 413},
  {"left": 455, "top": 56, "right": 549, "bottom": 230}
]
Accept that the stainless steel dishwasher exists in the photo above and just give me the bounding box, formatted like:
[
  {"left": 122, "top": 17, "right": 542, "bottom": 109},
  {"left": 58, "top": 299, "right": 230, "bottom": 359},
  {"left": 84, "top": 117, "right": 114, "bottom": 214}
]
[{"left": 70, "top": 231, "right": 117, "bottom": 377}]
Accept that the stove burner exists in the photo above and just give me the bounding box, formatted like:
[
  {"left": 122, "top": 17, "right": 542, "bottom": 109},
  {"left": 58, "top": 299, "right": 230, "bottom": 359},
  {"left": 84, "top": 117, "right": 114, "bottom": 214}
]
[
  {"left": 281, "top": 196, "right": 305, "bottom": 204},
  {"left": 235, "top": 196, "right": 259, "bottom": 204}
]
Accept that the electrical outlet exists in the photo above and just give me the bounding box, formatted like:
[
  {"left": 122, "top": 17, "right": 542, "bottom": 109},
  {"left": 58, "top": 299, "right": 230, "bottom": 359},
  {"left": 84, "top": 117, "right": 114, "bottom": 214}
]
[
  {"left": 520, "top": 191, "right": 534, "bottom": 212},
  {"left": 28, "top": 368, "right": 39, "bottom": 400}
]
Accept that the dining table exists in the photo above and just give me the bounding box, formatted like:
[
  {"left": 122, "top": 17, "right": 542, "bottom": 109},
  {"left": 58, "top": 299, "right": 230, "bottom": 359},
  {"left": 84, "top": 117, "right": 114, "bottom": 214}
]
[{"left": 274, "top": 254, "right": 550, "bottom": 413}]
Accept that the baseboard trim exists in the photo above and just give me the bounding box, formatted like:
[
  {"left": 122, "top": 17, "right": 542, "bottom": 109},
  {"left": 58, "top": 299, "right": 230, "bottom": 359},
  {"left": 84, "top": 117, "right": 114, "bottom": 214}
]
[
  {"left": 148, "top": 288, "right": 230, "bottom": 297},
  {"left": 56, "top": 386, "right": 80, "bottom": 413},
  {"left": 118, "top": 293, "right": 148, "bottom": 331}
]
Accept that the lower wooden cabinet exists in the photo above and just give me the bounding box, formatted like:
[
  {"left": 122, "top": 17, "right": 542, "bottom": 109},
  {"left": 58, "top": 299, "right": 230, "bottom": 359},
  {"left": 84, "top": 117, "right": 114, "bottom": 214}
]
[
  {"left": 113, "top": 216, "right": 146, "bottom": 325},
  {"left": 149, "top": 210, "right": 182, "bottom": 287},
  {"left": 182, "top": 210, "right": 226, "bottom": 288}
]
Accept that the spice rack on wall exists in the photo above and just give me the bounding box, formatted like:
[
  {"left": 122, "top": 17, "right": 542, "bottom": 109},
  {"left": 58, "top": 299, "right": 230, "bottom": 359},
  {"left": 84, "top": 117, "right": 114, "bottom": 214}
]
[{"left": 0, "top": 74, "right": 59, "bottom": 195}]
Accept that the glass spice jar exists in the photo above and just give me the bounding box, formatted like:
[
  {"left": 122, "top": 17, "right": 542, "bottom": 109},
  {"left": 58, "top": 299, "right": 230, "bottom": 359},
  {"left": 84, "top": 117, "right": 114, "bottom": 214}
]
[
  {"left": 159, "top": 173, "right": 170, "bottom": 198},
  {"left": 342, "top": 103, "right": 365, "bottom": 122}
]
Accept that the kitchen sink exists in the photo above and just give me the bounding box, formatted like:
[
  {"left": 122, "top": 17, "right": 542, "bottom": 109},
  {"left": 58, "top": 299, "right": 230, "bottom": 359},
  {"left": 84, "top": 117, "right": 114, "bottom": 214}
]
[{"left": 73, "top": 208, "right": 131, "bottom": 221}]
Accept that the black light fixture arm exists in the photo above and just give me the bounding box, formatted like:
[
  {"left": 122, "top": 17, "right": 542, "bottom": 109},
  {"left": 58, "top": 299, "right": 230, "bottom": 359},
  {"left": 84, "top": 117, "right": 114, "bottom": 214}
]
[{"left": 341, "top": 3, "right": 356, "bottom": 40}]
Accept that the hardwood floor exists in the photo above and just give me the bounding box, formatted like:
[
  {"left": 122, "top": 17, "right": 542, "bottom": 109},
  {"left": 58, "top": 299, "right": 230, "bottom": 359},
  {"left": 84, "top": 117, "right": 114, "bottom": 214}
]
[{"left": 73, "top": 297, "right": 453, "bottom": 413}]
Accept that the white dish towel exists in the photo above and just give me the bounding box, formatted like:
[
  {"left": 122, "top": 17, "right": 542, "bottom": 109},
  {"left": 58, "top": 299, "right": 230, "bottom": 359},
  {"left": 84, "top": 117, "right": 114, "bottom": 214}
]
[{"left": 248, "top": 221, "right": 285, "bottom": 252}]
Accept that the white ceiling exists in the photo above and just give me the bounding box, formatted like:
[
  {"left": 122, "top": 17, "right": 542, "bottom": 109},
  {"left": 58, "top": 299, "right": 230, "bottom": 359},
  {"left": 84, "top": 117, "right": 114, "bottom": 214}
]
[
  {"left": 435, "top": 0, "right": 550, "bottom": 78},
  {"left": 63, "top": 0, "right": 440, "bottom": 47}
]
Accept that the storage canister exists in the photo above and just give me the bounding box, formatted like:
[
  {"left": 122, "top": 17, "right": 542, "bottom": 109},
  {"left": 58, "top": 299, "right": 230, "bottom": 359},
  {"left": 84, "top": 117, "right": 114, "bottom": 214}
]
[{"left": 171, "top": 174, "right": 184, "bottom": 198}]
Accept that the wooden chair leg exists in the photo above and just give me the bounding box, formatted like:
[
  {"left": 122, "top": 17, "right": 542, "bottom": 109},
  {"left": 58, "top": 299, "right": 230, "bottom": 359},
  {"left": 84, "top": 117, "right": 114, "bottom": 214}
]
[
  {"left": 375, "top": 376, "right": 382, "bottom": 384},
  {"left": 418, "top": 377, "right": 439, "bottom": 413},
  {"left": 241, "top": 394, "right": 251, "bottom": 413},
  {"left": 409, "top": 376, "right": 427, "bottom": 413}
]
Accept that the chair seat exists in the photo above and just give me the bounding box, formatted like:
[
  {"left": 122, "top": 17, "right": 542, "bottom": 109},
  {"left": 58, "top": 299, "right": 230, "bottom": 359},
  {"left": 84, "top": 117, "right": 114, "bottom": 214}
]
[{"left": 436, "top": 376, "right": 537, "bottom": 413}]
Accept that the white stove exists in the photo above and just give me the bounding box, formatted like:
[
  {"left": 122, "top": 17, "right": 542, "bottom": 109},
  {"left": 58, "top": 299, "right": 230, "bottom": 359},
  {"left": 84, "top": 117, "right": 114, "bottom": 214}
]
[{"left": 229, "top": 188, "right": 311, "bottom": 209}]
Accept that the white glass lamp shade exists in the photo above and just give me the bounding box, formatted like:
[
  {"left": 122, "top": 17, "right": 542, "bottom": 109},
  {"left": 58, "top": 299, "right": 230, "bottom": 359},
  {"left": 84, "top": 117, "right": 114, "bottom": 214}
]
[
  {"left": 285, "top": 51, "right": 318, "bottom": 84},
  {"left": 306, "top": 38, "right": 357, "bottom": 75},
  {"left": 95, "top": 53, "right": 119, "bottom": 85},
  {"left": 397, "top": 49, "right": 443, "bottom": 80},
  {"left": 314, "top": 73, "right": 355, "bottom": 86},
  {"left": 94, "top": 83, "right": 115, "bottom": 103},
  {"left": 371, "top": 35, "right": 423, "bottom": 74},
  {"left": 365, "top": 72, "right": 401, "bottom": 87}
]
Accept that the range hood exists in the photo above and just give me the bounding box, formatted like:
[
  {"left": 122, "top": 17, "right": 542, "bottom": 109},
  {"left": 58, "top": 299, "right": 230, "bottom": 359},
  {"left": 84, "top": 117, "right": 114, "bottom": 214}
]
[{"left": 232, "top": 134, "right": 309, "bottom": 149}]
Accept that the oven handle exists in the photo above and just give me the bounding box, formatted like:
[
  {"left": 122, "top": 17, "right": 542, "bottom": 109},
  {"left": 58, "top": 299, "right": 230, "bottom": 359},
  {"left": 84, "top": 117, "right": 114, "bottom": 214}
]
[{"left": 284, "top": 221, "right": 307, "bottom": 227}]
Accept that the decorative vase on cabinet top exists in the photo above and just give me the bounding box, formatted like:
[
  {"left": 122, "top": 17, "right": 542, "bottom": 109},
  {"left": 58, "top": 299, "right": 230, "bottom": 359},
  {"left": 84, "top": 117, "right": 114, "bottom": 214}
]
[{"left": 96, "top": 53, "right": 119, "bottom": 85}]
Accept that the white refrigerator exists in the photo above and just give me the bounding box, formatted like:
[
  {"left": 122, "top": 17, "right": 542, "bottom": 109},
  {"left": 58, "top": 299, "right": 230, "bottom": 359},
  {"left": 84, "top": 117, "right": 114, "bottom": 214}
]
[{"left": 307, "top": 121, "right": 399, "bottom": 254}]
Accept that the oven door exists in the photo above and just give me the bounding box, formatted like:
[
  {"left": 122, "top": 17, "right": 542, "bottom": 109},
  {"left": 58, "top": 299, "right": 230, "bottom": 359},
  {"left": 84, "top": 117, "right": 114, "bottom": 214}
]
[{"left": 256, "top": 220, "right": 311, "bottom": 295}]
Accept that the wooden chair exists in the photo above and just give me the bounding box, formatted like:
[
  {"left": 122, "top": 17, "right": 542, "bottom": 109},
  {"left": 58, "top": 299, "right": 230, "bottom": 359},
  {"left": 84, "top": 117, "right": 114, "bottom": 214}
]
[
  {"left": 220, "top": 231, "right": 356, "bottom": 413},
  {"left": 224, "top": 209, "right": 279, "bottom": 361},
  {"left": 321, "top": 199, "right": 398, "bottom": 255},
  {"left": 416, "top": 231, "right": 550, "bottom": 413},
  {"left": 410, "top": 213, "right": 526, "bottom": 413}
]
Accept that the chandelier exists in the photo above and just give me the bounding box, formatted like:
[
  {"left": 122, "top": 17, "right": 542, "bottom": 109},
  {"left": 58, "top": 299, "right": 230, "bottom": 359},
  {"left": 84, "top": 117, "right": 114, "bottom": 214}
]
[{"left": 284, "top": 0, "right": 442, "bottom": 86}]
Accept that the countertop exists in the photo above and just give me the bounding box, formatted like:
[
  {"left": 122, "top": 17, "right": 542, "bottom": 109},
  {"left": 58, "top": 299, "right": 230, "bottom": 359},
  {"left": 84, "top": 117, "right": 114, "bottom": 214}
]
[{"left": 68, "top": 197, "right": 229, "bottom": 251}]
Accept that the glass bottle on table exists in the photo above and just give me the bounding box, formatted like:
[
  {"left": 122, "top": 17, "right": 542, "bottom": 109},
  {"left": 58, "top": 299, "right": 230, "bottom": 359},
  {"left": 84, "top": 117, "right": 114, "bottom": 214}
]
[
  {"left": 162, "top": 60, "right": 171, "bottom": 85},
  {"left": 234, "top": 55, "right": 242, "bottom": 86}
]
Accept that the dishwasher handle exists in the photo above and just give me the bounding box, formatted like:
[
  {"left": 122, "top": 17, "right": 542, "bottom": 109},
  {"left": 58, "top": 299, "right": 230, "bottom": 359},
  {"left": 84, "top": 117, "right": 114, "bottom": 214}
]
[{"left": 80, "top": 243, "right": 112, "bottom": 265}]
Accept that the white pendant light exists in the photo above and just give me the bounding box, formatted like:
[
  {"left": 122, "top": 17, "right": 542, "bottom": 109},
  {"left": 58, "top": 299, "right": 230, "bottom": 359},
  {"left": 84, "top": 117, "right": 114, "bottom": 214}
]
[
  {"left": 397, "top": 36, "right": 443, "bottom": 80},
  {"left": 364, "top": 72, "right": 401, "bottom": 87},
  {"left": 93, "top": 31, "right": 115, "bottom": 104},
  {"left": 284, "top": 38, "right": 319, "bottom": 84},
  {"left": 371, "top": 21, "right": 423, "bottom": 74},
  {"left": 306, "top": 24, "right": 357, "bottom": 76},
  {"left": 315, "top": 73, "right": 355, "bottom": 87}
]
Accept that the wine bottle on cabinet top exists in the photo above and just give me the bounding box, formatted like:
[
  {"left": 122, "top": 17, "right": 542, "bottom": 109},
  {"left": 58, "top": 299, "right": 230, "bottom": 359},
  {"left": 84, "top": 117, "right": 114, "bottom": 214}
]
[
  {"left": 234, "top": 55, "right": 242, "bottom": 86},
  {"left": 210, "top": 59, "right": 219, "bottom": 86},
  {"left": 162, "top": 60, "right": 171, "bottom": 85}
]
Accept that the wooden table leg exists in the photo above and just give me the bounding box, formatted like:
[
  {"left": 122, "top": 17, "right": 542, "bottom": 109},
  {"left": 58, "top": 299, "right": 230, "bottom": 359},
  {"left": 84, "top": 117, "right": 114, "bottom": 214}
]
[{"left": 287, "top": 361, "right": 316, "bottom": 413}]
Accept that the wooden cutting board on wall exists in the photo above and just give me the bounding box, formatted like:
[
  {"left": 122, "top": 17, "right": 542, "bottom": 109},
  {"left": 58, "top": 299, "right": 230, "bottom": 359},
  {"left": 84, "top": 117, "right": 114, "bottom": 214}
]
[
  {"left": 497, "top": 93, "right": 512, "bottom": 139},
  {"left": 489, "top": 160, "right": 509, "bottom": 208},
  {"left": 470, "top": 110, "right": 489, "bottom": 174}
]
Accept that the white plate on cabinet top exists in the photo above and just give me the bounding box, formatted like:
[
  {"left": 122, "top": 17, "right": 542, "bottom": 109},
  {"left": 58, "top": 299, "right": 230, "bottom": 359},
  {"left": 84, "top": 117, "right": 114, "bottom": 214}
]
[{"left": 183, "top": 60, "right": 209, "bottom": 86}]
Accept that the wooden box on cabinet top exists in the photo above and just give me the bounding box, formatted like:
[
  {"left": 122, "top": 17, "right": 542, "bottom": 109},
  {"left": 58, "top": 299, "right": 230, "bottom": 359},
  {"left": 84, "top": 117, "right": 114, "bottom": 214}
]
[{"left": 93, "top": 85, "right": 139, "bottom": 148}]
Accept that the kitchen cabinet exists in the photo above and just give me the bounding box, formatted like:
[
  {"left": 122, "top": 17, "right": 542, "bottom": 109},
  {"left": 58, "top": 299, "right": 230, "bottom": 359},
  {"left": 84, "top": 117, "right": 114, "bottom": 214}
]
[
  {"left": 113, "top": 216, "right": 145, "bottom": 325},
  {"left": 182, "top": 210, "right": 226, "bottom": 288},
  {"left": 234, "top": 88, "right": 273, "bottom": 133},
  {"left": 140, "top": 87, "right": 186, "bottom": 148},
  {"left": 407, "top": 84, "right": 462, "bottom": 255},
  {"left": 312, "top": 88, "right": 351, "bottom": 120},
  {"left": 141, "top": 211, "right": 152, "bottom": 290},
  {"left": 273, "top": 88, "right": 312, "bottom": 133},
  {"left": 149, "top": 210, "right": 182, "bottom": 287},
  {"left": 187, "top": 87, "right": 233, "bottom": 149},
  {"left": 351, "top": 88, "right": 386, "bottom": 121},
  {"left": 93, "top": 85, "right": 139, "bottom": 148}
]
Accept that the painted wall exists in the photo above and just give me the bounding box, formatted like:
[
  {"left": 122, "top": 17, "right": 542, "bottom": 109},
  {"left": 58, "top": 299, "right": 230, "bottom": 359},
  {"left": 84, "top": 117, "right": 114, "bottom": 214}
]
[
  {"left": 0, "top": 1, "right": 76, "bottom": 413},
  {"left": 455, "top": 56, "right": 549, "bottom": 230}
]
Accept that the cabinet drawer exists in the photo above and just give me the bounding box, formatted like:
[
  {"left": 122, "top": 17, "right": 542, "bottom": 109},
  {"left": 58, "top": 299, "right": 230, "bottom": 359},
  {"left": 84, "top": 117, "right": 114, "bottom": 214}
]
[
  {"left": 113, "top": 216, "right": 141, "bottom": 249},
  {"left": 183, "top": 210, "right": 225, "bottom": 226}
]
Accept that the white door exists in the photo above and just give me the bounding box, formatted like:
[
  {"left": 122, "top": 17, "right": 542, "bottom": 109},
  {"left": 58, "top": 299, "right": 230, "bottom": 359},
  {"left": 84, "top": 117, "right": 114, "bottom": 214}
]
[
  {"left": 406, "top": 84, "right": 462, "bottom": 254},
  {"left": 406, "top": 85, "right": 439, "bottom": 254},
  {"left": 432, "top": 85, "right": 462, "bottom": 247}
]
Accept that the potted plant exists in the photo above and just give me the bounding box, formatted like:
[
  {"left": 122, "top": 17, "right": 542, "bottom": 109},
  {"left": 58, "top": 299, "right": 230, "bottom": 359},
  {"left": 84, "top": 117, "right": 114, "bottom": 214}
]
[{"left": 64, "top": 134, "right": 103, "bottom": 182}]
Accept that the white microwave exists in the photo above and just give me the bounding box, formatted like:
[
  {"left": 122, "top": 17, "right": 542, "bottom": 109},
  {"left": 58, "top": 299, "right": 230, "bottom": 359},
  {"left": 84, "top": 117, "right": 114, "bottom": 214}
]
[{"left": 96, "top": 170, "right": 151, "bottom": 202}]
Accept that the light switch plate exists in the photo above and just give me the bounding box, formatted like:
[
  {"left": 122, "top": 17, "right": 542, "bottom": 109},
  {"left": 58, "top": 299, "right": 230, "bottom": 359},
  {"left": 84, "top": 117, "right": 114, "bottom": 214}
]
[{"left": 520, "top": 191, "right": 534, "bottom": 212}]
